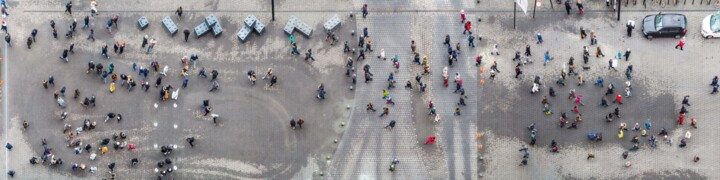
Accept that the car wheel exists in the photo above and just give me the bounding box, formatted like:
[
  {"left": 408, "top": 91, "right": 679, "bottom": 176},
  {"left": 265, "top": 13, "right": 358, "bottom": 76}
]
[
  {"left": 675, "top": 35, "right": 681, "bottom": 39},
  {"left": 707, "top": 35, "right": 714, "bottom": 39}
]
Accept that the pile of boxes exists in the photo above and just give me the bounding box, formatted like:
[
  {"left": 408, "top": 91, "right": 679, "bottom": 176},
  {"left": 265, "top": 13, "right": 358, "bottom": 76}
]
[
  {"left": 283, "top": 16, "right": 313, "bottom": 38},
  {"left": 194, "top": 14, "right": 223, "bottom": 38},
  {"left": 237, "top": 15, "right": 265, "bottom": 43}
]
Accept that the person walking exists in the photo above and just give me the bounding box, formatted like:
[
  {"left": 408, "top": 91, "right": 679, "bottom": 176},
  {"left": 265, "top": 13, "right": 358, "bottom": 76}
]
[
  {"left": 86, "top": 29, "right": 95, "bottom": 41},
  {"left": 64, "top": 1, "right": 73, "bottom": 16},
  {"left": 385, "top": 120, "right": 396, "bottom": 129},
  {"left": 90, "top": 0, "right": 98, "bottom": 16},
  {"left": 305, "top": 49, "right": 315, "bottom": 61},
  {"left": 176, "top": 6, "right": 183, "bottom": 17},
  {"left": 291, "top": 43, "right": 300, "bottom": 55},
  {"left": 183, "top": 29, "right": 190, "bottom": 42},
  {"left": 424, "top": 136, "right": 436, "bottom": 145},
  {"left": 543, "top": 51, "right": 551, "bottom": 66},
  {"left": 380, "top": 107, "right": 389, "bottom": 117},
  {"left": 361, "top": 4, "right": 368, "bottom": 18},
  {"left": 675, "top": 37, "right": 685, "bottom": 50},
  {"left": 296, "top": 119, "right": 304, "bottom": 128},
  {"left": 31, "top": 29, "right": 37, "bottom": 42},
  {"left": 565, "top": 0, "right": 572, "bottom": 15},
  {"left": 185, "top": 137, "right": 194, "bottom": 148},
  {"left": 682, "top": 95, "right": 691, "bottom": 106},
  {"left": 26, "top": 36, "right": 32, "bottom": 49},
  {"left": 595, "top": 46, "right": 605, "bottom": 57},
  {"left": 4, "top": 34, "right": 10, "bottom": 47},
  {"left": 626, "top": 21, "right": 635, "bottom": 37},
  {"left": 576, "top": 0, "right": 584, "bottom": 14},
  {"left": 59, "top": 49, "right": 69, "bottom": 62}
]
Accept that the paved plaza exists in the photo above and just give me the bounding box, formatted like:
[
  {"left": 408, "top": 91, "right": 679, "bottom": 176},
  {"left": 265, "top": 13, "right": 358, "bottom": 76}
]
[{"left": 0, "top": 0, "right": 719, "bottom": 179}]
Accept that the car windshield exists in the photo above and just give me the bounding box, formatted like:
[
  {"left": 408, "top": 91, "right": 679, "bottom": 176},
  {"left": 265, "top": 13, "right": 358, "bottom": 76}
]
[
  {"left": 711, "top": 14, "right": 720, "bottom": 32},
  {"left": 655, "top": 15, "right": 663, "bottom": 30}
]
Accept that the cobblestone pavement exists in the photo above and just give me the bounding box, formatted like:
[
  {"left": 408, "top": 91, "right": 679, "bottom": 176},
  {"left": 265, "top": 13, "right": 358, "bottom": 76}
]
[{"left": 328, "top": 14, "right": 432, "bottom": 180}]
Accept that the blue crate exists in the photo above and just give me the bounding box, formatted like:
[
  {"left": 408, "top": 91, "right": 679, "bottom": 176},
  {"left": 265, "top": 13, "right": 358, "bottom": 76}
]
[
  {"left": 138, "top": 16, "right": 149, "bottom": 30},
  {"left": 194, "top": 23, "right": 210, "bottom": 38},
  {"left": 162, "top": 16, "right": 178, "bottom": 35},
  {"left": 323, "top": 15, "right": 341, "bottom": 32},
  {"left": 237, "top": 26, "right": 252, "bottom": 42},
  {"left": 253, "top": 20, "right": 265, "bottom": 34},
  {"left": 244, "top": 15, "right": 257, "bottom": 27},
  {"left": 212, "top": 23, "right": 223, "bottom": 37},
  {"left": 205, "top": 14, "right": 218, "bottom": 27}
]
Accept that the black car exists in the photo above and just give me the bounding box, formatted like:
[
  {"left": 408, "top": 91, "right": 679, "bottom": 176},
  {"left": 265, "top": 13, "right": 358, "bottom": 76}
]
[{"left": 642, "top": 13, "right": 687, "bottom": 39}]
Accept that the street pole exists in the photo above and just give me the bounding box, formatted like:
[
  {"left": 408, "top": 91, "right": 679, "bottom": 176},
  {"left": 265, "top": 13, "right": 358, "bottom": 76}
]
[
  {"left": 271, "top": 0, "right": 275, "bottom": 21},
  {"left": 514, "top": 1, "right": 517, "bottom": 29},
  {"left": 617, "top": 0, "right": 621, "bottom": 21},
  {"left": 532, "top": 0, "right": 537, "bottom": 18},
  {"left": 550, "top": 0, "right": 554, "bottom": 9}
]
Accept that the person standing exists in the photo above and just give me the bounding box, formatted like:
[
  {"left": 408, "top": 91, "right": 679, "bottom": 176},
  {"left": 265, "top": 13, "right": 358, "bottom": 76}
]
[
  {"left": 626, "top": 21, "right": 635, "bottom": 37},
  {"left": 675, "top": 37, "right": 685, "bottom": 50},
  {"left": 536, "top": 32, "right": 543, "bottom": 44},
  {"left": 141, "top": 35, "right": 148, "bottom": 48},
  {"left": 119, "top": 42, "right": 125, "bottom": 54},
  {"left": 113, "top": 41, "right": 119, "bottom": 53},
  {"left": 624, "top": 48, "right": 631, "bottom": 61},
  {"left": 147, "top": 38, "right": 156, "bottom": 54}
]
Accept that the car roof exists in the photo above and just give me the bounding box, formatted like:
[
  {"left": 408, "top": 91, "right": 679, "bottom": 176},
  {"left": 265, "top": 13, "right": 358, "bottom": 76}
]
[{"left": 659, "top": 14, "right": 686, "bottom": 28}]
